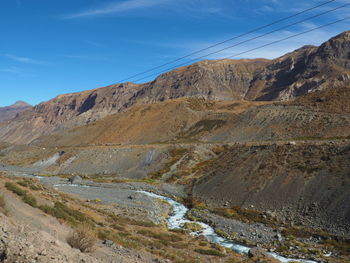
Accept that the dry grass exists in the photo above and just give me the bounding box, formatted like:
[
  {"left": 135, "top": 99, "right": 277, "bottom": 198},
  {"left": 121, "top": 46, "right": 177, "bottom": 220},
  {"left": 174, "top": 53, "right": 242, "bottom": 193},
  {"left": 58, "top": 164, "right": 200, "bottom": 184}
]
[
  {"left": 0, "top": 195, "right": 8, "bottom": 215},
  {"left": 67, "top": 224, "right": 97, "bottom": 252},
  {"left": 0, "top": 195, "right": 5, "bottom": 209}
]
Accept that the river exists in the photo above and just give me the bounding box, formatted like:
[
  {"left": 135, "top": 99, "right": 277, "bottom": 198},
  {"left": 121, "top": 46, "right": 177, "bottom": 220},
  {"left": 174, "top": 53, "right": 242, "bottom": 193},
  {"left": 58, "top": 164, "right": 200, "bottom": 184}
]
[{"left": 43, "top": 177, "right": 318, "bottom": 263}]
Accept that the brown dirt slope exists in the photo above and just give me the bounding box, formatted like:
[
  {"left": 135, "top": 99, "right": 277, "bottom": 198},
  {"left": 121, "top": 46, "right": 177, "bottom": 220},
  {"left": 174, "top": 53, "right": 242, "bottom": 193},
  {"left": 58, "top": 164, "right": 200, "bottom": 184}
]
[
  {"left": 34, "top": 85, "right": 350, "bottom": 147},
  {"left": 33, "top": 99, "right": 267, "bottom": 147}
]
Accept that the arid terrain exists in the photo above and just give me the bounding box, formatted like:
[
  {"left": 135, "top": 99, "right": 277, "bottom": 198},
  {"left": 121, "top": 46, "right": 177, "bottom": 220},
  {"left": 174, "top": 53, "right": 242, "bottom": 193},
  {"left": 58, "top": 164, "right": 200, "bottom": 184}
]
[{"left": 0, "top": 31, "right": 349, "bottom": 263}]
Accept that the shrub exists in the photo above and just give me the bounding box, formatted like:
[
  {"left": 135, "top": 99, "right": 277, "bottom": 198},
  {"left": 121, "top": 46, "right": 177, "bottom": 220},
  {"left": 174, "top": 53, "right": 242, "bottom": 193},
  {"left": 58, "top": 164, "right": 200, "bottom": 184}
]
[
  {"left": 5, "top": 182, "right": 26, "bottom": 196},
  {"left": 39, "top": 202, "right": 90, "bottom": 225},
  {"left": 5, "top": 182, "right": 38, "bottom": 208},
  {"left": 22, "top": 194, "right": 37, "bottom": 207},
  {"left": 17, "top": 180, "right": 41, "bottom": 191},
  {"left": 183, "top": 222, "right": 203, "bottom": 232},
  {"left": 67, "top": 224, "right": 97, "bottom": 252},
  {"left": 17, "top": 181, "right": 29, "bottom": 188}
]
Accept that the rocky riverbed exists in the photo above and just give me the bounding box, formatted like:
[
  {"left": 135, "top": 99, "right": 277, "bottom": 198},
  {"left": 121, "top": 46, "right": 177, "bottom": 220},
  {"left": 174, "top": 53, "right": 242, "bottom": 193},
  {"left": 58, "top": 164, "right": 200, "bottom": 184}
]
[
  {"left": 1, "top": 166, "right": 347, "bottom": 263},
  {"left": 26, "top": 175, "right": 325, "bottom": 262}
]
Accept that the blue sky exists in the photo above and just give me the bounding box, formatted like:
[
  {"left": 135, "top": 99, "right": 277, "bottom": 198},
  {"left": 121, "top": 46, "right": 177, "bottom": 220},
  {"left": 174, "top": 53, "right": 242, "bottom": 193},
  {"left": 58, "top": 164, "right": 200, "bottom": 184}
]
[{"left": 0, "top": 0, "right": 349, "bottom": 106}]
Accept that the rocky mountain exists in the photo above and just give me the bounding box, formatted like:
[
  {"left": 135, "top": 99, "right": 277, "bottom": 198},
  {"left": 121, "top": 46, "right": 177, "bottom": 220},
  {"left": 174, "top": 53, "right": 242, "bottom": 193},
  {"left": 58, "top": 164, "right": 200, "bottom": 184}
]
[
  {"left": 0, "top": 101, "right": 32, "bottom": 122},
  {"left": 0, "top": 30, "right": 349, "bottom": 144},
  {"left": 33, "top": 85, "right": 350, "bottom": 147},
  {"left": 247, "top": 31, "right": 350, "bottom": 101}
]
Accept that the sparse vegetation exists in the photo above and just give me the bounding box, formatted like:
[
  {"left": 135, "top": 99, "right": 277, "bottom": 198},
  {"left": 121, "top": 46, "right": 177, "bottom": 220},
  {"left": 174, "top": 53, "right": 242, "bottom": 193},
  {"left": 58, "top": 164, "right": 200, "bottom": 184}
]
[
  {"left": 5, "top": 182, "right": 37, "bottom": 207},
  {"left": 322, "top": 239, "right": 350, "bottom": 255},
  {"left": 183, "top": 222, "right": 203, "bottom": 232},
  {"left": 194, "top": 248, "right": 225, "bottom": 257},
  {"left": 177, "top": 119, "right": 226, "bottom": 140},
  {"left": 92, "top": 177, "right": 158, "bottom": 185},
  {"left": 17, "top": 180, "right": 41, "bottom": 191},
  {"left": 187, "top": 98, "right": 216, "bottom": 111},
  {"left": 39, "top": 202, "right": 92, "bottom": 226},
  {"left": 137, "top": 229, "right": 183, "bottom": 243},
  {"left": 151, "top": 148, "right": 187, "bottom": 180},
  {"left": 67, "top": 224, "right": 97, "bottom": 252},
  {"left": 5, "top": 182, "right": 27, "bottom": 197},
  {"left": 213, "top": 206, "right": 278, "bottom": 226},
  {"left": 183, "top": 197, "right": 208, "bottom": 210},
  {"left": 22, "top": 194, "right": 37, "bottom": 207},
  {"left": 5, "top": 181, "right": 93, "bottom": 225}
]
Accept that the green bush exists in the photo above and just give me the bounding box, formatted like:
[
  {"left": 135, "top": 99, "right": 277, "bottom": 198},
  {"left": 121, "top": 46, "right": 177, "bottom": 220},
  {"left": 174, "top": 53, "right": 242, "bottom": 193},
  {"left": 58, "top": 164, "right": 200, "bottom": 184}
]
[
  {"left": 5, "top": 182, "right": 27, "bottom": 196},
  {"left": 22, "top": 194, "right": 37, "bottom": 207},
  {"left": 17, "top": 180, "right": 41, "bottom": 191},
  {"left": 39, "top": 202, "right": 90, "bottom": 225},
  {"left": 17, "top": 181, "right": 29, "bottom": 187},
  {"left": 5, "top": 182, "right": 38, "bottom": 208}
]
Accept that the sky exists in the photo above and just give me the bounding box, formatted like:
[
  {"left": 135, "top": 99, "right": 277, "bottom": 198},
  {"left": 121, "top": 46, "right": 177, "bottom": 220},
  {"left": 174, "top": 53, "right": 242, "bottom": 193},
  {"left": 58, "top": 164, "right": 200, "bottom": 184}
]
[{"left": 0, "top": 0, "right": 349, "bottom": 106}]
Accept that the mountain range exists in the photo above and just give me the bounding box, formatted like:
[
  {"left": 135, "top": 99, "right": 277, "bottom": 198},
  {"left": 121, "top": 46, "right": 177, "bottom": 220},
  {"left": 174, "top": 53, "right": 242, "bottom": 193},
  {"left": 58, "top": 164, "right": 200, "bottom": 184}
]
[{"left": 0, "top": 31, "right": 349, "bottom": 145}]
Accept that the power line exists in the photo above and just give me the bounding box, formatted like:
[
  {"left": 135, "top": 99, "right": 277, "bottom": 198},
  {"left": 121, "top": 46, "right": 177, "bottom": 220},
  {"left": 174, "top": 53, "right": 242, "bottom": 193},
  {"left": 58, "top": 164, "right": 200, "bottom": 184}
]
[
  {"left": 226, "top": 17, "right": 350, "bottom": 59},
  {"left": 132, "top": 5, "right": 350, "bottom": 82},
  {"left": 115, "top": 0, "right": 337, "bottom": 83}
]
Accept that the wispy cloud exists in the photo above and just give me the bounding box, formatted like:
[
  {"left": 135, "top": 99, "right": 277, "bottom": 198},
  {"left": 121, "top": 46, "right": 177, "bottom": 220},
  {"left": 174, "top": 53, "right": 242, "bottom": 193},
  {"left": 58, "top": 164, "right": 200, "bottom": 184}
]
[
  {"left": 0, "top": 67, "right": 35, "bottom": 77},
  {"left": 62, "top": 55, "right": 107, "bottom": 61},
  {"left": 0, "top": 67, "right": 20, "bottom": 74},
  {"left": 63, "top": 0, "right": 172, "bottom": 19},
  {"left": 5, "top": 54, "right": 47, "bottom": 65}
]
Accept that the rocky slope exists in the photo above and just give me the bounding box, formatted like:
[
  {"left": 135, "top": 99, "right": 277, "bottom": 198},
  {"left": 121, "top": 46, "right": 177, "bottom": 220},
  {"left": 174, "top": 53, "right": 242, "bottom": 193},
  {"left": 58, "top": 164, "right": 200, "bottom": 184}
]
[
  {"left": 0, "top": 101, "right": 32, "bottom": 122},
  {"left": 192, "top": 142, "right": 350, "bottom": 237},
  {"left": 247, "top": 31, "right": 350, "bottom": 101},
  {"left": 0, "top": 31, "right": 349, "bottom": 144},
  {"left": 33, "top": 85, "right": 350, "bottom": 147}
]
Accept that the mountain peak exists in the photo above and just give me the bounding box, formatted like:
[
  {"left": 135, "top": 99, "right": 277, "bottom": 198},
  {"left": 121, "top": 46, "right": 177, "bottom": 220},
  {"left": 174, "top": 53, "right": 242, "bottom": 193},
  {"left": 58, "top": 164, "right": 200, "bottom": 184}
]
[
  {"left": 12, "top": 101, "right": 32, "bottom": 107},
  {"left": 0, "top": 101, "right": 32, "bottom": 122},
  {"left": 332, "top": 30, "right": 350, "bottom": 41}
]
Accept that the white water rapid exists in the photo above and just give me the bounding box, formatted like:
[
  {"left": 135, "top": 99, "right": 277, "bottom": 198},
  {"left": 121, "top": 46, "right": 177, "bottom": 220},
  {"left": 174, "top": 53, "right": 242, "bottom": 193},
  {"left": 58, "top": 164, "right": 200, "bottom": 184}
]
[{"left": 138, "top": 191, "right": 318, "bottom": 263}]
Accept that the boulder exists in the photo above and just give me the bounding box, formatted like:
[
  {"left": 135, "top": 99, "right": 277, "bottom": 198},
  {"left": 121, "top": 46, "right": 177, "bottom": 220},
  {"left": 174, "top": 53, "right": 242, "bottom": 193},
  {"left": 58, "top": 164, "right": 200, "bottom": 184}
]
[
  {"left": 248, "top": 247, "right": 282, "bottom": 262},
  {"left": 68, "top": 175, "right": 82, "bottom": 184}
]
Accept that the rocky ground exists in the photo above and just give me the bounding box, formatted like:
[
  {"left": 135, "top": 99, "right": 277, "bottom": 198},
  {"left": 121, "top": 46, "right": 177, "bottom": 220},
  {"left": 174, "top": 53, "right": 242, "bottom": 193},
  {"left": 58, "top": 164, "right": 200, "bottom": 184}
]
[
  {"left": 2, "top": 174, "right": 277, "bottom": 263},
  {"left": 0, "top": 181, "right": 161, "bottom": 263}
]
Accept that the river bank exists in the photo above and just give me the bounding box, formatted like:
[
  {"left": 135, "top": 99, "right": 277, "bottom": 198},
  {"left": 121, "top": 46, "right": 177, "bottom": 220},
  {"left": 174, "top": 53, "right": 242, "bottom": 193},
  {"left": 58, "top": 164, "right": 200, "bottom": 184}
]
[
  {"left": 1, "top": 168, "right": 348, "bottom": 262},
  {"left": 19, "top": 174, "right": 325, "bottom": 262}
]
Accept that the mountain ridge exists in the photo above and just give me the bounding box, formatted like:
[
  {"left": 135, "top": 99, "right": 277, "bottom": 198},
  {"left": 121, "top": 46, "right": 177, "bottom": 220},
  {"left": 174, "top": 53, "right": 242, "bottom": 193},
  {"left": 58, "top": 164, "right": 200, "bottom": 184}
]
[
  {"left": 0, "top": 30, "right": 350, "bottom": 144},
  {"left": 0, "top": 101, "right": 32, "bottom": 123}
]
